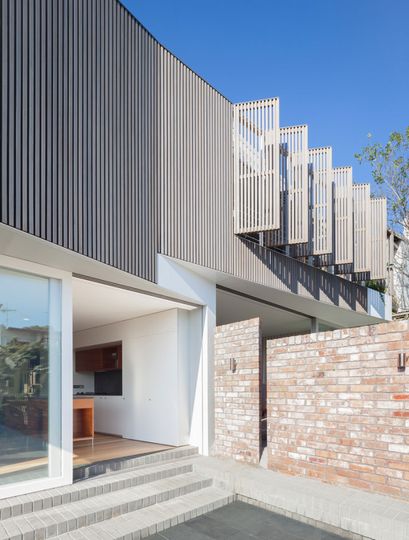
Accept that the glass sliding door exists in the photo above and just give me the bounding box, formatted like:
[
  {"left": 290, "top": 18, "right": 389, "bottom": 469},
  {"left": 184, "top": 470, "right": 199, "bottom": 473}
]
[{"left": 0, "top": 266, "right": 62, "bottom": 485}]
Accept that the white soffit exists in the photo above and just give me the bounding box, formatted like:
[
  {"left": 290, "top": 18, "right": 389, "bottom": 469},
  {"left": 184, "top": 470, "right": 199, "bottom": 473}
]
[
  {"left": 73, "top": 277, "right": 195, "bottom": 332},
  {"left": 217, "top": 288, "right": 311, "bottom": 338}
]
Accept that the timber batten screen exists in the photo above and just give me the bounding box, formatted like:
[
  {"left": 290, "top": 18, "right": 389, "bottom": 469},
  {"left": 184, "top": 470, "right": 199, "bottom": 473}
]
[
  {"left": 266, "top": 125, "right": 309, "bottom": 246},
  {"left": 333, "top": 167, "right": 353, "bottom": 266},
  {"left": 309, "top": 147, "right": 333, "bottom": 255},
  {"left": 233, "top": 99, "right": 280, "bottom": 234},
  {"left": 352, "top": 184, "right": 371, "bottom": 273},
  {"left": 370, "top": 198, "right": 387, "bottom": 280}
]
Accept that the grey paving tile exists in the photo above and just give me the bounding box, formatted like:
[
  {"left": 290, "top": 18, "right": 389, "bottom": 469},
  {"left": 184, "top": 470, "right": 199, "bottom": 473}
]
[
  {"left": 157, "top": 522, "right": 216, "bottom": 539},
  {"left": 176, "top": 515, "right": 242, "bottom": 539},
  {"left": 146, "top": 502, "right": 348, "bottom": 540}
]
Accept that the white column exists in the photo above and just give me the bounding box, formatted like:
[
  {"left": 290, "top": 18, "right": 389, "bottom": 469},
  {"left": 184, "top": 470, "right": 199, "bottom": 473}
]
[{"left": 157, "top": 255, "right": 216, "bottom": 455}]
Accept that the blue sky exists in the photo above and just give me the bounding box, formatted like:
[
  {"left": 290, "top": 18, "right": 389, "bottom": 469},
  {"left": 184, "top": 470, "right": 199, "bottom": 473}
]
[{"left": 121, "top": 0, "right": 409, "bottom": 188}]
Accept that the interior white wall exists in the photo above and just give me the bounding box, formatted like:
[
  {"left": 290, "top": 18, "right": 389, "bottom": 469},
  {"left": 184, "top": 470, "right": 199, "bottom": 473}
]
[
  {"left": 73, "top": 370, "right": 94, "bottom": 393},
  {"left": 74, "top": 308, "right": 197, "bottom": 447}
]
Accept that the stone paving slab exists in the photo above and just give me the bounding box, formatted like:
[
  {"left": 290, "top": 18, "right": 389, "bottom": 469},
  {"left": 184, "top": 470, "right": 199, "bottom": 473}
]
[
  {"left": 189, "top": 456, "right": 409, "bottom": 540},
  {"left": 147, "top": 501, "right": 347, "bottom": 539}
]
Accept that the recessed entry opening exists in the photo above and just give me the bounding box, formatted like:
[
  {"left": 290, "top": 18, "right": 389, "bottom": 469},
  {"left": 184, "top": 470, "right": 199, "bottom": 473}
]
[{"left": 72, "top": 276, "right": 199, "bottom": 476}]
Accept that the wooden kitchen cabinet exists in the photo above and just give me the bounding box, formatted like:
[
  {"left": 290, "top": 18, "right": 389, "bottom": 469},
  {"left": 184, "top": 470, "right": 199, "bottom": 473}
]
[
  {"left": 103, "top": 346, "right": 122, "bottom": 370},
  {"left": 76, "top": 343, "right": 122, "bottom": 372},
  {"left": 73, "top": 398, "right": 94, "bottom": 441}
]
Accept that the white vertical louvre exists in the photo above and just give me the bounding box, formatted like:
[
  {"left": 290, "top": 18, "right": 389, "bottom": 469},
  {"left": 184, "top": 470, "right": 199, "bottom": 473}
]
[
  {"left": 370, "top": 197, "right": 387, "bottom": 280},
  {"left": 267, "top": 125, "right": 309, "bottom": 245},
  {"left": 352, "top": 184, "right": 371, "bottom": 273},
  {"left": 333, "top": 167, "right": 353, "bottom": 265},
  {"left": 233, "top": 98, "right": 280, "bottom": 234},
  {"left": 309, "top": 147, "right": 333, "bottom": 255}
]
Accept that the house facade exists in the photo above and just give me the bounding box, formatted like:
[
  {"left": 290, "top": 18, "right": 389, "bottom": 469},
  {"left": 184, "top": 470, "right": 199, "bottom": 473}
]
[{"left": 0, "top": 0, "right": 389, "bottom": 498}]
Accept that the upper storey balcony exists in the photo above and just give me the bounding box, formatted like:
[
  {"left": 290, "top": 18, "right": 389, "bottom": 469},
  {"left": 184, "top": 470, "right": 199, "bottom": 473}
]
[{"left": 233, "top": 98, "right": 388, "bottom": 285}]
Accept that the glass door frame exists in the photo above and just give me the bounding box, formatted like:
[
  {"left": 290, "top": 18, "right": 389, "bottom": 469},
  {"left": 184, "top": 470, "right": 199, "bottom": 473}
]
[{"left": 0, "top": 254, "right": 73, "bottom": 499}]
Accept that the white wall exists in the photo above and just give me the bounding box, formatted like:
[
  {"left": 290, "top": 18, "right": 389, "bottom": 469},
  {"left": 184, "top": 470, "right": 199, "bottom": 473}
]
[
  {"left": 395, "top": 229, "right": 409, "bottom": 312},
  {"left": 157, "top": 255, "right": 216, "bottom": 455},
  {"left": 73, "top": 370, "right": 94, "bottom": 393},
  {"left": 368, "top": 288, "right": 392, "bottom": 321},
  {"left": 73, "top": 308, "right": 199, "bottom": 447}
]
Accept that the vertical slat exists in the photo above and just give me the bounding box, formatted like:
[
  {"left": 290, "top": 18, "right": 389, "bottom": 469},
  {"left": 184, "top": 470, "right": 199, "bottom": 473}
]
[
  {"left": 352, "top": 184, "right": 371, "bottom": 273},
  {"left": 309, "top": 147, "right": 333, "bottom": 255},
  {"left": 333, "top": 166, "right": 353, "bottom": 265},
  {"left": 267, "top": 124, "right": 309, "bottom": 246},
  {"left": 370, "top": 198, "right": 387, "bottom": 280},
  {"left": 233, "top": 98, "right": 280, "bottom": 234}
]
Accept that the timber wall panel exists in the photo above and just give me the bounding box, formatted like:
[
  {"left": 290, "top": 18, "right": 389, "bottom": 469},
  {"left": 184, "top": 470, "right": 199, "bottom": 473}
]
[
  {"left": 159, "top": 50, "right": 234, "bottom": 274},
  {"left": 0, "top": 0, "right": 158, "bottom": 281},
  {"left": 0, "top": 0, "right": 374, "bottom": 313}
]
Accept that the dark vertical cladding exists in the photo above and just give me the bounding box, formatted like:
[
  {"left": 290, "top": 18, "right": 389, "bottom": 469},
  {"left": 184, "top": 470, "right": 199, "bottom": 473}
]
[
  {"left": 0, "top": 0, "right": 233, "bottom": 282},
  {"left": 0, "top": 0, "right": 368, "bottom": 313},
  {"left": 158, "top": 49, "right": 234, "bottom": 275},
  {"left": 0, "top": 0, "right": 158, "bottom": 281}
]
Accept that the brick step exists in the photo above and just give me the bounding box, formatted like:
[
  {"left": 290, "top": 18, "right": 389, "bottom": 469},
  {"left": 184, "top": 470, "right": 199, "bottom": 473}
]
[
  {"left": 0, "top": 459, "right": 195, "bottom": 521},
  {"left": 59, "top": 486, "right": 234, "bottom": 540},
  {"left": 73, "top": 445, "right": 198, "bottom": 481},
  {"left": 0, "top": 446, "right": 198, "bottom": 521},
  {"left": 0, "top": 472, "right": 212, "bottom": 540}
]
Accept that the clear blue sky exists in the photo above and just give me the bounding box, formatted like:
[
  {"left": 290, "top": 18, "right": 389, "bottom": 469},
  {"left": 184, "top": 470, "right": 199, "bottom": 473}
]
[{"left": 120, "top": 0, "right": 409, "bottom": 187}]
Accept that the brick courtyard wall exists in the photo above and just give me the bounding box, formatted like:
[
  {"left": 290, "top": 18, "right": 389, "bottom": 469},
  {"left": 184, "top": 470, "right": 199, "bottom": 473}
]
[
  {"left": 213, "top": 318, "right": 261, "bottom": 464},
  {"left": 267, "top": 320, "right": 409, "bottom": 499}
]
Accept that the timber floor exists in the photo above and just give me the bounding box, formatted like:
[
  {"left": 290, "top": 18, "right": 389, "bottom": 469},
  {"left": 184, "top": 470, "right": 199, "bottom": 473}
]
[{"left": 73, "top": 433, "right": 173, "bottom": 466}]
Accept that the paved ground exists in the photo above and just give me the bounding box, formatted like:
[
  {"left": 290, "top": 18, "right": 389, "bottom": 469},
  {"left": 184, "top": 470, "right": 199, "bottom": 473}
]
[{"left": 147, "top": 501, "right": 347, "bottom": 540}]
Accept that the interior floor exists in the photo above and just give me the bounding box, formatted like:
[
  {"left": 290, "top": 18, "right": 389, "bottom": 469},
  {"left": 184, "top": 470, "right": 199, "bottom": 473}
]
[{"left": 73, "top": 433, "right": 173, "bottom": 467}]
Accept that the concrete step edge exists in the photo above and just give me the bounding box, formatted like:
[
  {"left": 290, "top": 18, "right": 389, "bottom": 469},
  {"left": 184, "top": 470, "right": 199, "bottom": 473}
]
[
  {"left": 0, "top": 450, "right": 199, "bottom": 521},
  {"left": 73, "top": 445, "right": 198, "bottom": 481},
  {"left": 0, "top": 462, "right": 193, "bottom": 521},
  {"left": 0, "top": 473, "right": 213, "bottom": 540},
  {"left": 58, "top": 487, "right": 234, "bottom": 540}
]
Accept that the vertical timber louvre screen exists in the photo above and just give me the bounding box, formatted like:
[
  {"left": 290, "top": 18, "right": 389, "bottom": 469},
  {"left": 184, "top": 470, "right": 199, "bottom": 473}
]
[
  {"left": 352, "top": 184, "right": 371, "bottom": 273},
  {"left": 309, "top": 147, "right": 333, "bottom": 255},
  {"left": 370, "top": 198, "right": 387, "bottom": 280},
  {"left": 233, "top": 99, "right": 280, "bottom": 234},
  {"left": 333, "top": 167, "right": 353, "bottom": 265},
  {"left": 267, "top": 125, "right": 309, "bottom": 245}
]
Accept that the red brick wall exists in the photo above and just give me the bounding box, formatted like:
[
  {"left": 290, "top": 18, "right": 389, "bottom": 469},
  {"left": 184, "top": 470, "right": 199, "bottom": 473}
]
[
  {"left": 267, "top": 320, "right": 409, "bottom": 499},
  {"left": 213, "top": 318, "right": 261, "bottom": 464}
]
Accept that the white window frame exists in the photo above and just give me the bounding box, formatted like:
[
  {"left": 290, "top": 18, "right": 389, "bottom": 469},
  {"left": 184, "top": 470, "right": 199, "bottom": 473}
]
[{"left": 0, "top": 254, "right": 73, "bottom": 499}]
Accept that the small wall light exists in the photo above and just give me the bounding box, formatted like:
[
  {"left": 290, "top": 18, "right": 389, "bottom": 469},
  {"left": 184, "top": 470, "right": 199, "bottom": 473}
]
[
  {"left": 398, "top": 353, "right": 406, "bottom": 372},
  {"left": 230, "top": 357, "right": 237, "bottom": 373}
]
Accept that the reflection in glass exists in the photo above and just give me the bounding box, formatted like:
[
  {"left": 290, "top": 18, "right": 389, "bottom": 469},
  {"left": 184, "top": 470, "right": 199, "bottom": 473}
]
[{"left": 0, "top": 266, "right": 61, "bottom": 485}]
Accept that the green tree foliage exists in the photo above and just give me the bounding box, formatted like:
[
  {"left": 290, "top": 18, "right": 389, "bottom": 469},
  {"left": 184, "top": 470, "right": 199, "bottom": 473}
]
[
  {"left": 355, "top": 127, "right": 409, "bottom": 232},
  {"left": 0, "top": 337, "right": 48, "bottom": 397},
  {"left": 356, "top": 128, "right": 409, "bottom": 311}
]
